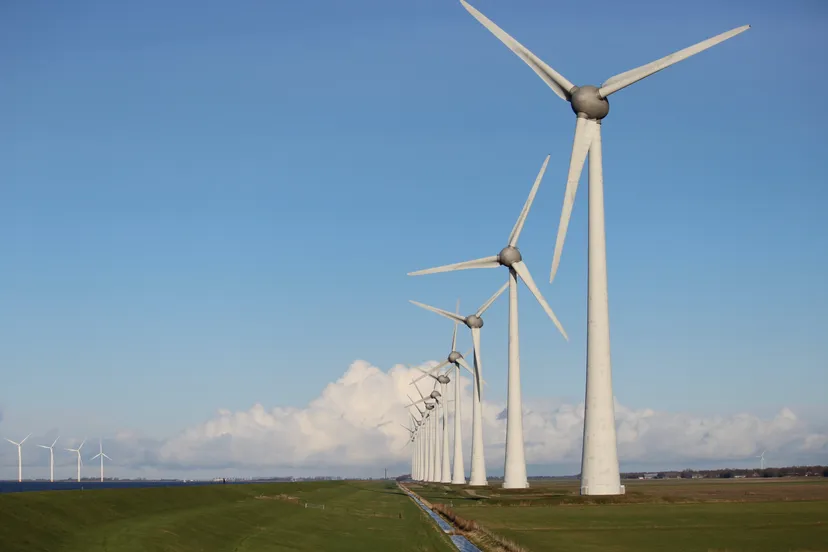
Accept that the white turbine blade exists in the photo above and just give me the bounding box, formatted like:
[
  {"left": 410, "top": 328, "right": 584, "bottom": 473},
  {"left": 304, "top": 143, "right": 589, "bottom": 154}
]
[
  {"left": 451, "top": 299, "right": 460, "bottom": 351},
  {"left": 407, "top": 397, "right": 428, "bottom": 407},
  {"left": 409, "top": 301, "right": 466, "bottom": 324},
  {"left": 508, "top": 155, "right": 550, "bottom": 247},
  {"left": 20, "top": 433, "right": 31, "bottom": 445},
  {"left": 5, "top": 438, "right": 18, "bottom": 446},
  {"left": 411, "top": 360, "right": 451, "bottom": 384},
  {"left": 550, "top": 117, "right": 599, "bottom": 284},
  {"left": 457, "top": 357, "right": 488, "bottom": 386},
  {"left": 417, "top": 367, "right": 441, "bottom": 382},
  {"left": 459, "top": 0, "right": 575, "bottom": 100},
  {"left": 103, "top": 454, "right": 112, "bottom": 460},
  {"left": 598, "top": 25, "right": 750, "bottom": 98},
  {"left": 408, "top": 256, "right": 500, "bottom": 276},
  {"left": 51, "top": 436, "right": 60, "bottom": 448},
  {"left": 412, "top": 380, "right": 426, "bottom": 401},
  {"left": 476, "top": 282, "right": 509, "bottom": 317},
  {"left": 37, "top": 444, "right": 50, "bottom": 449},
  {"left": 91, "top": 453, "right": 102, "bottom": 460},
  {"left": 79, "top": 439, "right": 86, "bottom": 450},
  {"left": 513, "top": 261, "right": 569, "bottom": 341}
]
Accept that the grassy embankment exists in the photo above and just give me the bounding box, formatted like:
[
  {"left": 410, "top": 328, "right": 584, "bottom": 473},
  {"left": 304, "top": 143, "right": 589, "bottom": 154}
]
[
  {"left": 411, "top": 477, "right": 828, "bottom": 552},
  {"left": 0, "top": 480, "right": 454, "bottom": 552}
]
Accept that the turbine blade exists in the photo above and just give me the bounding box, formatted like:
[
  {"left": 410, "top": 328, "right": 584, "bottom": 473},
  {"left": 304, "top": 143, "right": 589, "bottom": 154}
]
[
  {"left": 92, "top": 453, "right": 101, "bottom": 460},
  {"left": 509, "top": 155, "right": 550, "bottom": 247},
  {"left": 459, "top": 0, "right": 575, "bottom": 100},
  {"left": 476, "top": 282, "right": 509, "bottom": 317},
  {"left": 409, "top": 301, "right": 466, "bottom": 324},
  {"left": 550, "top": 117, "right": 598, "bottom": 284},
  {"left": 458, "top": 357, "right": 488, "bottom": 386},
  {"left": 411, "top": 360, "right": 451, "bottom": 384},
  {"left": 103, "top": 454, "right": 112, "bottom": 460},
  {"left": 5, "top": 438, "right": 17, "bottom": 446},
  {"left": 513, "top": 261, "right": 569, "bottom": 341},
  {"left": 20, "top": 433, "right": 31, "bottom": 445},
  {"left": 451, "top": 299, "right": 460, "bottom": 351},
  {"left": 598, "top": 25, "right": 750, "bottom": 98},
  {"left": 416, "top": 367, "right": 441, "bottom": 382},
  {"left": 51, "top": 436, "right": 60, "bottom": 448},
  {"left": 37, "top": 444, "right": 50, "bottom": 449},
  {"left": 407, "top": 398, "right": 428, "bottom": 407},
  {"left": 412, "top": 380, "right": 426, "bottom": 401},
  {"left": 408, "top": 256, "right": 500, "bottom": 276}
]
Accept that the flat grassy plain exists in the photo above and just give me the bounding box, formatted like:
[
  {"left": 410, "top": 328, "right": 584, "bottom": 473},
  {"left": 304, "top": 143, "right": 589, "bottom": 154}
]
[
  {"left": 0, "top": 480, "right": 454, "bottom": 552},
  {"left": 410, "top": 478, "right": 828, "bottom": 552}
]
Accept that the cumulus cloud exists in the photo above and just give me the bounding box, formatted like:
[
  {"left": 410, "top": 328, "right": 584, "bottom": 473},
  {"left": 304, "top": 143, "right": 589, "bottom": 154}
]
[
  {"left": 3, "top": 360, "right": 826, "bottom": 478},
  {"left": 149, "top": 360, "right": 827, "bottom": 473}
]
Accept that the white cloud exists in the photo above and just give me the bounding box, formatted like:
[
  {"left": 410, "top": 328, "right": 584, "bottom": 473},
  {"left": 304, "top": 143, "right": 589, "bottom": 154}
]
[
  {"left": 3, "top": 360, "right": 827, "bottom": 478},
  {"left": 149, "top": 359, "right": 827, "bottom": 473}
]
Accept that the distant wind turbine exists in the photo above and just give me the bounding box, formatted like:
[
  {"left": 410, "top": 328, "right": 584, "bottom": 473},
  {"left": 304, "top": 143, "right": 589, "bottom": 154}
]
[
  {"left": 408, "top": 155, "right": 568, "bottom": 489},
  {"left": 37, "top": 436, "right": 60, "bottom": 483},
  {"left": 66, "top": 439, "right": 86, "bottom": 482},
  {"left": 91, "top": 439, "right": 112, "bottom": 482},
  {"left": 757, "top": 450, "right": 766, "bottom": 470},
  {"left": 4, "top": 434, "right": 31, "bottom": 483}
]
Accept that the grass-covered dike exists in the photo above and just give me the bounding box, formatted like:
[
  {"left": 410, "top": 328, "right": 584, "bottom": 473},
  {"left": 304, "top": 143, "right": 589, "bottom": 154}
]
[{"left": 0, "top": 480, "right": 455, "bottom": 552}]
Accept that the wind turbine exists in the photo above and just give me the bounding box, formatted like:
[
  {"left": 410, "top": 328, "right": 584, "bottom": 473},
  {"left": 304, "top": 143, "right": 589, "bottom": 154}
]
[
  {"left": 66, "top": 439, "right": 86, "bottom": 482},
  {"left": 409, "top": 155, "right": 568, "bottom": 489},
  {"left": 416, "top": 366, "right": 453, "bottom": 483},
  {"left": 91, "top": 439, "right": 112, "bottom": 482},
  {"left": 37, "top": 436, "right": 60, "bottom": 483},
  {"left": 405, "top": 397, "right": 428, "bottom": 481},
  {"left": 410, "top": 285, "right": 507, "bottom": 486},
  {"left": 757, "top": 450, "right": 766, "bottom": 470},
  {"left": 409, "top": 381, "right": 441, "bottom": 481},
  {"left": 458, "top": 0, "right": 750, "bottom": 496},
  {"left": 4, "top": 434, "right": 31, "bottom": 483}
]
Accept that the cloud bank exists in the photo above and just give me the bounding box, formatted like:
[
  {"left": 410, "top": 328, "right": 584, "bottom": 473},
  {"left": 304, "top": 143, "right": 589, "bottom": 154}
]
[{"left": 3, "top": 360, "right": 827, "bottom": 478}]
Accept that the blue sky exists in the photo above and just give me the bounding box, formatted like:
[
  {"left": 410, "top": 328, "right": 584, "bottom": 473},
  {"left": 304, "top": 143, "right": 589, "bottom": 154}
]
[{"left": 1, "top": 0, "right": 826, "bottom": 452}]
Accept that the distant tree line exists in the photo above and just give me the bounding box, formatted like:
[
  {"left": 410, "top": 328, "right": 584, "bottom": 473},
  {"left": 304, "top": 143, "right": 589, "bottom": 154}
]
[{"left": 621, "top": 465, "right": 828, "bottom": 479}]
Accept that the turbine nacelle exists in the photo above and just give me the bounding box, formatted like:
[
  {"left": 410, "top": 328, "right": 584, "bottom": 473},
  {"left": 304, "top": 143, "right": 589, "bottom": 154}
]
[
  {"left": 570, "top": 85, "right": 610, "bottom": 120},
  {"left": 465, "top": 314, "right": 483, "bottom": 329},
  {"left": 497, "top": 245, "right": 522, "bottom": 267},
  {"left": 430, "top": 390, "right": 441, "bottom": 400},
  {"left": 436, "top": 374, "right": 451, "bottom": 385},
  {"left": 447, "top": 351, "right": 463, "bottom": 363}
]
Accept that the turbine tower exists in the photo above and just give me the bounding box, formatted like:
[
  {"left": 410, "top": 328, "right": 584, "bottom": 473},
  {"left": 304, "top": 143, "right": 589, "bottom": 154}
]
[
  {"left": 458, "top": 0, "right": 749, "bottom": 496},
  {"left": 91, "top": 439, "right": 112, "bottom": 482},
  {"left": 66, "top": 439, "right": 86, "bottom": 483},
  {"left": 409, "top": 155, "right": 568, "bottom": 489},
  {"left": 4, "top": 434, "right": 31, "bottom": 483},
  {"left": 37, "top": 436, "right": 60, "bottom": 483},
  {"left": 410, "top": 284, "right": 507, "bottom": 486}
]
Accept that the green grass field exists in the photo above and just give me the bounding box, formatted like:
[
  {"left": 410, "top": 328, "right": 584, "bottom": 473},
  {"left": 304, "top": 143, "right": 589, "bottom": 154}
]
[
  {"left": 0, "top": 480, "right": 454, "bottom": 552},
  {"left": 410, "top": 478, "right": 828, "bottom": 552}
]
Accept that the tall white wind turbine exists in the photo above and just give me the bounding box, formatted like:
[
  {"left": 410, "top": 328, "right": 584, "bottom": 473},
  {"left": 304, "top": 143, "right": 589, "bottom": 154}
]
[
  {"left": 409, "top": 155, "right": 568, "bottom": 489},
  {"left": 757, "top": 450, "right": 766, "bottom": 470},
  {"left": 91, "top": 439, "right": 112, "bottom": 482},
  {"left": 459, "top": 0, "right": 750, "bottom": 496},
  {"left": 37, "top": 436, "right": 60, "bottom": 483},
  {"left": 410, "top": 285, "right": 507, "bottom": 486},
  {"left": 66, "top": 439, "right": 86, "bottom": 483},
  {"left": 4, "top": 434, "right": 31, "bottom": 483}
]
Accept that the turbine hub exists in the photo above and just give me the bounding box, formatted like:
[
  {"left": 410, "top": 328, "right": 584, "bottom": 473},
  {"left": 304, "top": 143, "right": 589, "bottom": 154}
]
[
  {"left": 465, "top": 315, "right": 483, "bottom": 329},
  {"left": 448, "top": 351, "right": 463, "bottom": 363},
  {"left": 437, "top": 374, "right": 450, "bottom": 384},
  {"left": 570, "top": 85, "right": 609, "bottom": 120},
  {"left": 425, "top": 403, "right": 435, "bottom": 410},
  {"left": 430, "top": 390, "right": 441, "bottom": 399},
  {"left": 498, "top": 246, "right": 522, "bottom": 267}
]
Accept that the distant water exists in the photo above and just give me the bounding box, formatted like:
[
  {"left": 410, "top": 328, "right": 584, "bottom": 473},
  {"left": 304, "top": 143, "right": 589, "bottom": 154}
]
[{"left": 0, "top": 480, "right": 225, "bottom": 494}]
